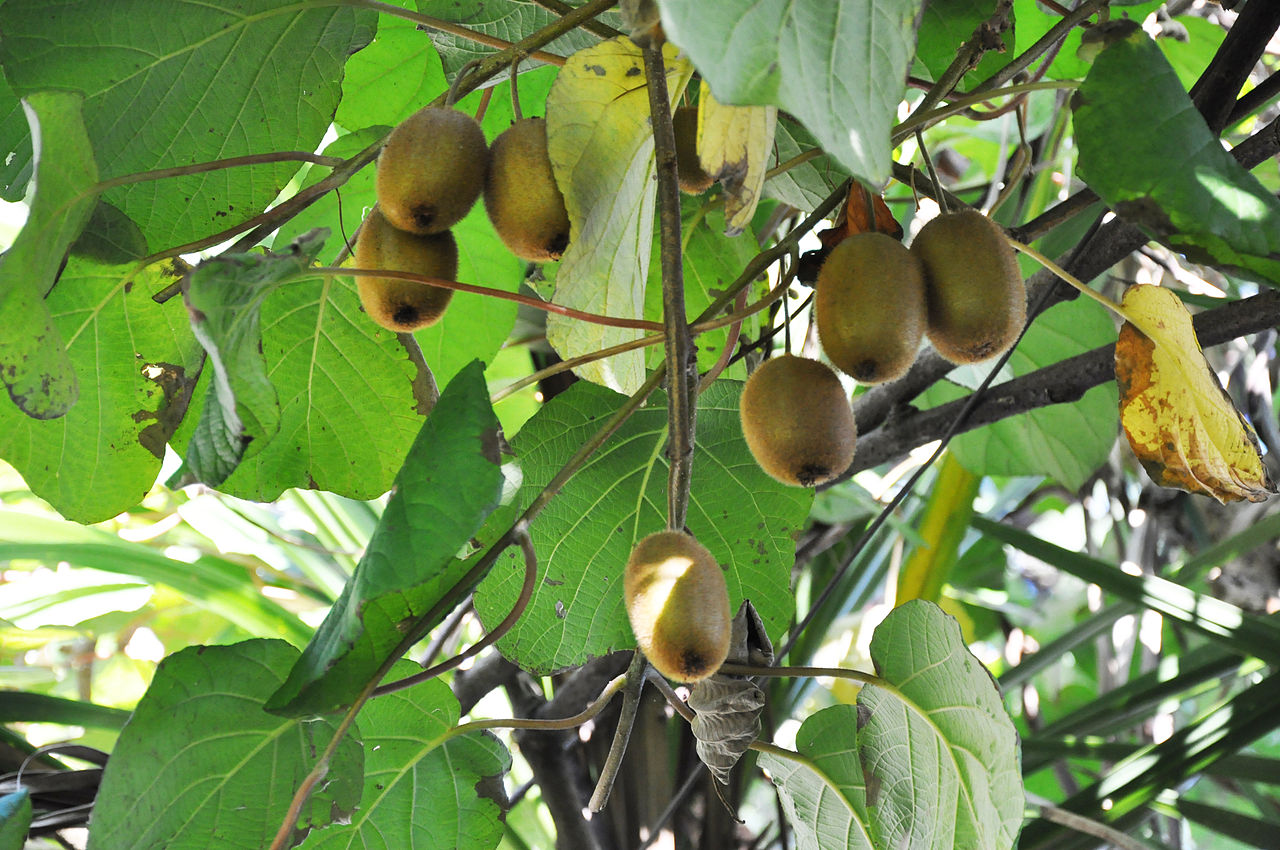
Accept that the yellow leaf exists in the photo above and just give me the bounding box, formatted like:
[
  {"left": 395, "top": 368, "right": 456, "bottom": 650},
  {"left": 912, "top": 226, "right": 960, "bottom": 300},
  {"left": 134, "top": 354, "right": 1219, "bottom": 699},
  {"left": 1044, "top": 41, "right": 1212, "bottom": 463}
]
[
  {"left": 696, "top": 82, "right": 776, "bottom": 237},
  {"left": 545, "top": 38, "right": 693, "bottom": 393},
  {"left": 1115, "top": 285, "right": 1274, "bottom": 503}
]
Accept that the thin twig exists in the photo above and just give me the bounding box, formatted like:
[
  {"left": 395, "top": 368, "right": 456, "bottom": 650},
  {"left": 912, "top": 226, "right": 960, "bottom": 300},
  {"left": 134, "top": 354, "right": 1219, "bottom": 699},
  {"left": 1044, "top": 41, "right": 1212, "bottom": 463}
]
[
  {"left": 970, "top": 0, "right": 1107, "bottom": 95},
  {"left": 327, "top": 267, "right": 665, "bottom": 331},
  {"left": 451, "top": 670, "right": 629, "bottom": 736},
  {"left": 530, "top": 0, "right": 622, "bottom": 39},
  {"left": 588, "top": 651, "right": 648, "bottom": 811},
  {"left": 340, "top": 0, "right": 567, "bottom": 66}
]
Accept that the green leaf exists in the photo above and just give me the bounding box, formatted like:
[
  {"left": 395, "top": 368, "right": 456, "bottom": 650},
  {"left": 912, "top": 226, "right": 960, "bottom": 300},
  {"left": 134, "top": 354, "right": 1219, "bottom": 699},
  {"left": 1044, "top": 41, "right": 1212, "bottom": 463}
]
[
  {"left": 915, "top": 0, "right": 1015, "bottom": 88},
  {"left": 0, "top": 90, "right": 97, "bottom": 420},
  {"left": 658, "top": 0, "right": 925, "bottom": 185},
  {"left": 295, "top": 663, "right": 509, "bottom": 850},
  {"left": 760, "top": 705, "right": 875, "bottom": 849},
  {"left": 860, "top": 601, "right": 1023, "bottom": 849},
  {"left": 0, "top": 511, "right": 312, "bottom": 644},
  {"left": 0, "top": 75, "right": 32, "bottom": 202},
  {"left": 336, "top": 0, "right": 447, "bottom": 130},
  {"left": 765, "top": 117, "right": 851, "bottom": 210},
  {"left": 174, "top": 234, "right": 437, "bottom": 502},
  {"left": 415, "top": 0, "right": 619, "bottom": 77},
  {"left": 87, "top": 640, "right": 362, "bottom": 850},
  {"left": 760, "top": 601, "right": 1022, "bottom": 850},
  {"left": 171, "top": 234, "right": 323, "bottom": 489},
  {"left": 0, "top": 257, "right": 203, "bottom": 523},
  {"left": 644, "top": 209, "right": 760, "bottom": 376},
  {"left": 0, "top": 790, "right": 32, "bottom": 850},
  {"left": 474, "top": 380, "right": 810, "bottom": 675},
  {"left": 1072, "top": 29, "right": 1280, "bottom": 284},
  {"left": 70, "top": 200, "right": 149, "bottom": 265},
  {"left": 0, "top": 0, "right": 374, "bottom": 252},
  {"left": 922, "top": 298, "right": 1118, "bottom": 490},
  {"left": 268, "top": 362, "right": 503, "bottom": 715},
  {"left": 545, "top": 38, "right": 692, "bottom": 393}
]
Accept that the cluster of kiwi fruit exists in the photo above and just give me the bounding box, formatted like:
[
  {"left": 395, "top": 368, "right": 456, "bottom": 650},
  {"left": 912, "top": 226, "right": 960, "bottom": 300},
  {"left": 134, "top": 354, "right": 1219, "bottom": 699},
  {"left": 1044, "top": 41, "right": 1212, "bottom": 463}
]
[
  {"left": 738, "top": 207, "right": 1026, "bottom": 488},
  {"left": 624, "top": 530, "right": 731, "bottom": 683},
  {"left": 354, "top": 104, "right": 571, "bottom": 332}
]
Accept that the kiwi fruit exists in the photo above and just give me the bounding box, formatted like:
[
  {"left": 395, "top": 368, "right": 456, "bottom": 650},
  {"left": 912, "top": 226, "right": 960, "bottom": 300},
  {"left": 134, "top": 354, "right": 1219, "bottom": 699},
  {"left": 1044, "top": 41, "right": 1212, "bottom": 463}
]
[
  {"left": 911, "top": 209, "right": 1027, "bottom": 364},
  {"left": 375, "top": 106, "right": 488, "bottom": 235},
  {"left": 354, "top": 207, "right": 457, "bottom": 332},
  {"left": 484, "top": 117, "right": 571, "bottom": 262},
  {"left": 815, "top": 231, "right": 926, "bottom": 384},
  {"left": 624, "top": 530, "right": 731, "bottom": 683},
  {"left": 673, "top": 106, "right": 714, "bottom": 195},
  {"left": 739, "top": 354, "right": 857, "bottom": 487}
]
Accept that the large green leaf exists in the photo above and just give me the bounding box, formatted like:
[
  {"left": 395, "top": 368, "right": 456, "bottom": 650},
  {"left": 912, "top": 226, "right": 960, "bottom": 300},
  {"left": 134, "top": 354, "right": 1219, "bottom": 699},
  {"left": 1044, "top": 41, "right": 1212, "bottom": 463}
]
[
  {"left": 87, "top": 640, "right": 362, "bottom": 850},
  {"left": 336, "top": 0, "right": 447, "bottom": 130},
  {"left": 296, "top": 663, "right": 508, "bottom": 850},
  {"left": 765, "top": 117, "right": 851, "bottom": 210},
  {"left": 0, "top": 257, "right": 203, "bottom": 523},
  {"left": 268, "top": 362, "right": 503, "bottom": 715},
  {"left": 173, "top": 233, "right": 437, "bottom": 503},
  {"left": 1072, "top": 28, "right": 1280, "bottom": 284},
  {"left": 921, "top": 297, "right": 1117, "bottom": 490},
  {"left": 914, "top": 0, "right": 1015, "bottom": 88},
  {"left": 0, "top": 91, "right": 96, "bottom": 420},
  {"left": 759, "top": 601, "right": 1022, "bottom": 850},
  {"left": 658, "top": 0, "right": 925, "bottom": 186},
  {"left": 0, "top": 0, "right": 374, "bottom": 252},
  {"left": 474, "top": 380, "right": 811, "bottom": 675},
  {"left": 545, "top": 37, "right": 692, "bottom": 393}
]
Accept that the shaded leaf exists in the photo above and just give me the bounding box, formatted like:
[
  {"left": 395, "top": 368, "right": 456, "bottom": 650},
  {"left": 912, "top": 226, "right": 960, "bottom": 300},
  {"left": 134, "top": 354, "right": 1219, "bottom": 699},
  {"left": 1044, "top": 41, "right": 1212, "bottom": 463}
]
[
  {"left": 1115, "top": 284, "right": 1274, "bottom": 502},
  {"left": 764, "top": 117, "right": 850, "bottom": 210},
  {"left": 696, "top": 82, "right": 776, "bottom": 236},
  {"left": 545, "top": 37, "right": 692, "bottom": 393},
  {"left": 268, "top": 362, "right": 503, "bottom": 715},
  {"left": 69, "top": 201, "right": 148, "bottom": 265},
  {"left": 659, "top": 0, "right": 925, "bottom": 186},
  {"left": 295, "top": 663, "right": 509, "bottom": 850},
  {"left": 1072, "top": 28, "right": 1280, "bottom": 283},
  {"left": 87, "top": 640, "right": 362, "bottom": 850},
  {"left": 0, "top": 0, "right": 374, "bottom": 252},
  {"left": 0, "top": 257, "right": 203, "bottom": 523},
  {"left": 914, "top": 0, "right": 1014, "bottom": 88},
  {"left": 0, "top": 75, "right": 32, "bottom": 202},
  {"left": 0, "top": 91, "right": 96, "bottom": 420},
  {"left": 474, "top": 380, "right": 809, "bottom": 675}
]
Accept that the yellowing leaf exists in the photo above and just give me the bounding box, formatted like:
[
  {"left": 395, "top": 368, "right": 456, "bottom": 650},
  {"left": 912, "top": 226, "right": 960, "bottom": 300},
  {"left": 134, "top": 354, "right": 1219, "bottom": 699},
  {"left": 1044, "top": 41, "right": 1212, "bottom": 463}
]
[
  {"left": 545, "top": 38, "right": 692, "bottom": 393},
  {"left": 1115, "top": 285, "right": 1274, "bottom": 503},
  {"left": 696, "top": 82, "right": 776, "bottom": 236}
]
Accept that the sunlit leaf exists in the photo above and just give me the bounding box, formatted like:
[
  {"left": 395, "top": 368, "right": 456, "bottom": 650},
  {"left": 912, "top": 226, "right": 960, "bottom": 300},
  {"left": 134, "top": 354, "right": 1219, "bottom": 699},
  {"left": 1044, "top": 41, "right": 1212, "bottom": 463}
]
[
  {"left": 545, "top": 37, "right": 692, "bottom": 393},
  {"left": 1115, "top": 284, "right": 1274, "bottom": 503},
  {"left": 759, "top": 601, "right": 1022, "bottom": 850}
]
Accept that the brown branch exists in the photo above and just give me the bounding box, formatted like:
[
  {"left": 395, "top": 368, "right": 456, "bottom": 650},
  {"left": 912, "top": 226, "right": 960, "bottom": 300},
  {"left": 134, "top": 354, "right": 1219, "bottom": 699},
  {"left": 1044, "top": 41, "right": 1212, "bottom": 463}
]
[
  {"left": 530, "top": 0, "right": 622, "bottom": 39},
  {"left": 851, "top": 290, "right": 1280, "bottom": 473},
  {"left": 340, "top": 0, "right": 566, "bottom": 66},
  {"left": 643, "top": 45, "right": 695, "bottom": 531},
  {"left": 970, "top": 0, "right": 1107, "bottom": 95}
]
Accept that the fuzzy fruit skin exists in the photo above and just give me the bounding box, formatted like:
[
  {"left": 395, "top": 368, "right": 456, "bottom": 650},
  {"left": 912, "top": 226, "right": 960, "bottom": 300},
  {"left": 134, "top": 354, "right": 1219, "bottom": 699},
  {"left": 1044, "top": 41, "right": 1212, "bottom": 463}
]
[
  {"left": 815, "top": 232, "right": 926, "bottom": 384},
  {"left": 624, "top": 531, "right": 731, "bottom": 683},
  {"left": 673, "top": 106, "right": 714, "bottom": 195},
  {"left": 376, "top": 107, "right": 488, "bottom": 235},
  {"left": 740, "top": 355, "right": 857, "bottom": 487},
  {"left": 484, "top": 118, "right": 570, "bottom": 262},
  {"left": 354, "top": 207, "right": 457, "bottom": 332},
  {"left": 911, "top": 209, "right": 1027, "bottom": 364}
]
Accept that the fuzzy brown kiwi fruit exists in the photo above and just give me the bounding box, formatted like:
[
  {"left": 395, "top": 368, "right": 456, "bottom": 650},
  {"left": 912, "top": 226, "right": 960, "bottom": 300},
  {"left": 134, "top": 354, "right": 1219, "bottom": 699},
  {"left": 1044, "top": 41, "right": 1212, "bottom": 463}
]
[
  {"left": 624, "top": 530, "right": 731, "bottom": 683},
  {"left": 815, "top": 231, "right": 926, "bottom": 384},
  {"left": 739, "top": 354, "right": 857, "bottom": 487},
  {"left": 673, "top": 106, "right": 714, "bottom": 195},
  {"left": 911, "top": 209, "right": 1027, "bottom": 364},
  {"left": 354, "top": 207, "right": 457, "bottom": 332},
  {"left": 484, "top": 117, "right": 570, "bottom": 262},
  {"left": 376, "top": 107, "right": 488, "bottom": 235}
]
